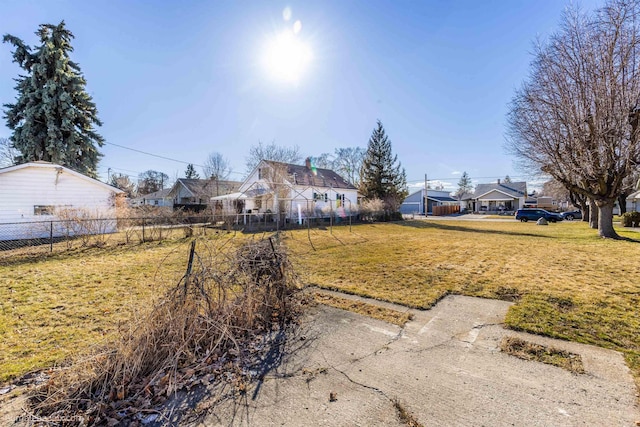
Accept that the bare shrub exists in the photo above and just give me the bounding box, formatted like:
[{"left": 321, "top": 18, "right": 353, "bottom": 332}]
[
  {"left": 56, "top": 208, "right": 117, "bottom": 247},
  {"left": 25, "top": 235, "right": 301, "bottom": 424},
  {"left": 359, "top": 198, "right": 385, "bottom": 221}
]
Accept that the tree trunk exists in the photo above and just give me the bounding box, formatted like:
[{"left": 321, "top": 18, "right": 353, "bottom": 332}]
[
  {"left": 589, "top": 199, "right": 598, "bottom": 229},
  {"left": 618, "top": 193, "right": 628, "bottom": 215},
  {"left": 597, "top": 201, "right": 619, "bottom": 239}
]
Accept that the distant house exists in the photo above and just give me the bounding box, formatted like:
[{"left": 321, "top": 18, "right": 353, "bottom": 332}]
[
  {"left": 131, "top": 179, "right": 241, "bottom": 211},
  {"left": 523, "top": 195, "right": 557, "bottom": 210},
  {"left": 626, "top": 190, "right": 640, "bottom": 212},
  {"left": 399, "top": 189, "right": 458, "bottom": 215},
  {"left": 170, "top": 178, "right": 241, "bottom": 212},
  {"left": 470, "top": 180, "right": 527, "bottom": 213},
  {"left": 212, "top": 160, "right": 358, "bottom": 222},
  {"left": 131, "top": 188, "right": 173, "bottom": 208},
  {"left": 0, "top": 162, "right": 123, "bottom": 240}
]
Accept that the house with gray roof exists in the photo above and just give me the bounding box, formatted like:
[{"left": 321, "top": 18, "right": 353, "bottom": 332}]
[
  {"left": 212, "top": 159, "right": 358, "bottom": 222},
  {"left": 169, "top": 178, "right": 241, "bottom": 211},
  {"left": 626, "top": 190, "right": 640, "bottom": 213},
  {"left": 470, "top": 180, "right": 527, "bottom": 213},
  {"left": 400, "top": 189, "right": 458, "bottom": 215}
]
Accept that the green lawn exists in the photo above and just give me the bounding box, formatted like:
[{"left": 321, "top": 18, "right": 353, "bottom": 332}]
[
  {"left": 284, "top": 220, "right": 640, "bottom": 388},
  {"left": 1, "top": 220, "right": 639, "bottom": 391}
]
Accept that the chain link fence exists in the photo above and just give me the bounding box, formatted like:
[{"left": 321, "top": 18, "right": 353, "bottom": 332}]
[{"left": 0, "top": 211, "right": 361, "bottom": 260}]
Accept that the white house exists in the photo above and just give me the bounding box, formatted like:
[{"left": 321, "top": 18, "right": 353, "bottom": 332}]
[
  {"left": 212, "top": 160, "right": 358, "bottom": 222},
  {"left": 0, "top": 161, "right": 123, "bottom": 240},
  {"left": 131, "top": 188, "right": 173, "bottom": 208},
  {"left": 627, "top": 190, "right": 640, "bottom": 212}
]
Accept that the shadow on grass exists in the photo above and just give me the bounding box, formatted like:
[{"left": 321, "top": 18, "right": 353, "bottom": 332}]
[{"left": 397, "top": 219, "right": 552, "bottom": 238}]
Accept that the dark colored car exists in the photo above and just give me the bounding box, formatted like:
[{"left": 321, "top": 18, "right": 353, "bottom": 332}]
[
  {"left": 515, "top": 208, "right": 564, "bottom": 223},
  {"left": 560, "top": 210, "right": 582, "bottom": 221}
]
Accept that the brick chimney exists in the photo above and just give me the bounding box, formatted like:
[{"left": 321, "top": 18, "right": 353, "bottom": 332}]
[{"left": 497, "top": 178, "right": 501, "bottom": 185}]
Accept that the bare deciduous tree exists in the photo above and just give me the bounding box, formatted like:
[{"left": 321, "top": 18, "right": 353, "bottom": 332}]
[
  {"left": 245, "top": 141, "right": 301, "bottom": 176},
  {"left": 310, "top": 153, "right": 334, "bottom": 169},
  {"left": 109, "top": 173, "right": 136, "bottom": 198},
  {"left": 333, "top": 147, "right": 365, "bottom": 187},
  {"left": 0, "top": 137, "right": 18, "bottom": 167},
  {"left": 203, "top": 152, "right": 232, "bottom": 180},
  {"left": 138, "top": 170, "right": 169, "bottom": 195},
  {"left": 506, "top": 0, "right": 640, "bottom": 238}
]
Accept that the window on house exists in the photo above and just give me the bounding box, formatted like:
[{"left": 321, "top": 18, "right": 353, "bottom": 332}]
[
  {"left": 336, "top": 193, "right": 345, "bottom": 208},
  {"left": 314, "top": 192, "right": 328, "bottom": 202},
  {"left": 34, "top": 205, "right": 55, "bottom": 215},
  {"left": 154, "top": 200, "right": 159, "bottom": 206},
  {"left": 258, "top": 168, "right": 264, "bottom": 179}
]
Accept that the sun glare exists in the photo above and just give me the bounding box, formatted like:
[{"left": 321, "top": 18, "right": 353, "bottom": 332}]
[{"left": 262, "top": 29, "right": 312, "bottom": 84}]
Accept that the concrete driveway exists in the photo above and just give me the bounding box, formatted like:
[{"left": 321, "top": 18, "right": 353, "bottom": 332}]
[{"left": 195, "top": 292, "right": 639, "bottom": 426}]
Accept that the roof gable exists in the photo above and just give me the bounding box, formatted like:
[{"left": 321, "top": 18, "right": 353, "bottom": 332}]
[
  {"left": 0, "top": 162, "right": 123, "bottom": 193},
  {"left": 473, "top": 182, "right": 526, "bottom": 199},
  {"left": 245, "top": 160, "right": 357, "bottom": 190},
  {"left": 170, "top": 178, "right": 241, "bottom": 198}
]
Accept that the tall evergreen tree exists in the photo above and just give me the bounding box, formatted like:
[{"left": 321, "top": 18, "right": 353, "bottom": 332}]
[
  {"left": 3, "top": 21, "right": 104, "bottom": 177},
  {"left": 455, "top": 171, "right": 474, "bottom": 200},
  {"left": 185, "top": 163, "right": 200, "bottom": 179},
  {"left": 359, "top": 120, "right": 407, "bottom": 211}
]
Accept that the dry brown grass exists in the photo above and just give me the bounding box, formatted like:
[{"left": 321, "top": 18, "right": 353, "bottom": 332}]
[
  {"left": 393, "top": 398, "right": 424, "bottom": 427},
  {"left": 284, "top": 220, "right": 640, "bottom": 385},
  {"left": 313, "top": 292, "right": 413, "bottom": 326},
  {"left": 19, "top": 236, "right": 300, "bottom": 425},
  {"left": 500, "top": 336, "right": 585, "bottom": 374}
]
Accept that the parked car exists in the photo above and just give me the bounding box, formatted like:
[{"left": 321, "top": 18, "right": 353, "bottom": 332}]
[
  {"left": 560, "top": 210, "right": 582, "bottom": 221},
  {"left": 515, "top": 208, "right": 564, "bottom": 223}
]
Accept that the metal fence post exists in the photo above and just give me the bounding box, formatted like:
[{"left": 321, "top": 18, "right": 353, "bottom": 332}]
[
  {"left": 142, "top": 217, "right": 146, "bottom": 243},
  {"left": 50, "top": 221, "right": 53, "bottom": 252}
]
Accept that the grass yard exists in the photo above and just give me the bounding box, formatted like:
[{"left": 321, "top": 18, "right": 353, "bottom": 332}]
[
  {"left": 284, "top": 220, "right": 640, "bottom": 386},
  {"left": 0, "top": 236, "right": 240, "bottom": 383},
  {"left": 1, "top": 219, "right": 640, "bottom": 391}
]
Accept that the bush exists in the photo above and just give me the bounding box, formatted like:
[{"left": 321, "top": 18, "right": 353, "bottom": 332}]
[
  {"left": 621, "top": 211, "right": 640, "bottom": 227},
  {"left": 388, "top": 211, "right": 404, "bottom": 221},
  {"left": 26, "top": 237, "right": 301, "bottom": 424}
]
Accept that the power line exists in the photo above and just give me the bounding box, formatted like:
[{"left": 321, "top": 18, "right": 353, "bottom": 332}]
[
  {"left": 406, "top": 174, "right": 533, "bottom": 184},
  {"left": 105, "top": 142, "right": 205, "bottom": 168},
  {"left": 105, "top": 166, "right": 140, "bottom": 174},
  {"left": 104, "top": 141, "right": 245, "bottom": 177}
]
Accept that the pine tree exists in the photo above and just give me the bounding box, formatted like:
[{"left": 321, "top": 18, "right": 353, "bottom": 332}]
[
  {"left": 3, "top": 21, "right": 104, "bottom": 177},
  {"left": 455, "top": 171, "right": 474, "bottom": 200},
  {"left": 185, "top": 163, "right": 200, "bottom": 179},
  {"left": 359, "top": 120, "right": 408, "bottom": 211}
]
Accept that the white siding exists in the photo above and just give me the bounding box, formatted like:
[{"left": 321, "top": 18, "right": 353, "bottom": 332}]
[
  {"left": 236, "top": 160, "right": 358, "bottom": 219},
  {"left": 0, "top": 163, "right": 120, "bottom": 239},
  {"left": 477, "top": 190, "right": 516, "bottom": 201}
]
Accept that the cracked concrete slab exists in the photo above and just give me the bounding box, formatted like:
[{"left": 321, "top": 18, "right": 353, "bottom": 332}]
[{"left": 192, "top": 294, "right": 639, "bottom": 426}]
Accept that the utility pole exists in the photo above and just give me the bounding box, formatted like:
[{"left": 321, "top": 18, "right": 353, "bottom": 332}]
[
  {"left": 424, "top": 173, "right": 428, "bottom": 217},
  {"left": 107, "top": 167, "right": 112, "bottom": 183}
]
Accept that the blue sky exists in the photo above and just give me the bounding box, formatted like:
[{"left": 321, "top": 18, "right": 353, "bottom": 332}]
[{"left": 0, "top": 0, "right": 600, "bottom": 191}]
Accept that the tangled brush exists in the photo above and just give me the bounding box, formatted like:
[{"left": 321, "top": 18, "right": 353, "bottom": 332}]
[{"left": 25, "top": 235, "right": 300, "bottom": 426}]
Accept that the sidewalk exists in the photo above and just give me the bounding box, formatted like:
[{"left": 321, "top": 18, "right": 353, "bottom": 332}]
[{"left": 193, "top": 292, "right": 639, "bottom": 426}]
